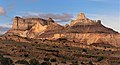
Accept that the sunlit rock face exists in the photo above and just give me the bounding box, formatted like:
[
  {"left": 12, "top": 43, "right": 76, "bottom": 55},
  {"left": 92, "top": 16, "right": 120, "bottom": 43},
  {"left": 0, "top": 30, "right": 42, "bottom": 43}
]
[
  {"left": 69, "top": 13, "right": 118, "bottom": 33},
  {"left": 12, "top": 17, "right": 54, "bottom": 30},
  {"left": 70, "top": 13, "right": 102, "bottom": 26},
  {"left": 77, "top": 13, "right": 86, "bottom": 19},
  {"left": 4, "top": 12, "right": 120, "bottom": 47},
  {"left": 5, "top": 16, "right": 58, "bottom": 38},
  {"left": 52, "top": 33, "right": 120, "bottom": 47}
]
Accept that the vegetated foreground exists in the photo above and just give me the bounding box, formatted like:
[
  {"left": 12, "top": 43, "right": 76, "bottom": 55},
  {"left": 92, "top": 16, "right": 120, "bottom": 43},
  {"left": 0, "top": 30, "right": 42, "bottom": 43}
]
[{"left": 0, "top": 36, "right": 120, "bottom": 65}]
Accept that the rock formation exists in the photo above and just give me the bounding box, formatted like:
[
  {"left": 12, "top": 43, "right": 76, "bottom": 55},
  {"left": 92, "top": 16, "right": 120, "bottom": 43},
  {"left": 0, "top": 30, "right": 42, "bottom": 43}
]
[
  {"left": 4, "top": 12, "right": 120, "bottom": 47},
  {"left": 5, "top": 16, "right": 59, "bottom": 38},
  {"left": 70, "top": 13, "right": 100, "bottom": 26},
  {"left": 69, "top": 13, "right": 118, "bottom": 33},
  {"left": 77, "top": 13, "right": 86, "bottom": 19}
]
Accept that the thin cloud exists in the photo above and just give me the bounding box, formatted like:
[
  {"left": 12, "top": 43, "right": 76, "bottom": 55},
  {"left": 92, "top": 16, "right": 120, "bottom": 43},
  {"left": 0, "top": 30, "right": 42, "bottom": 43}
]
[
  {"left": 0, "top": 6, "right": 5, "bottom": 16},
  {"left": 4, "top": 23, "right": 12, "bottom": 28},
  {"left": 0, "top": 23, "right": 12, "bottom": 34},
  {"left": 0, "top": 26, "right": 10, "bottom": 34},
  {"left": 23, "top": 12, "right": 73, "bottom": 22}
]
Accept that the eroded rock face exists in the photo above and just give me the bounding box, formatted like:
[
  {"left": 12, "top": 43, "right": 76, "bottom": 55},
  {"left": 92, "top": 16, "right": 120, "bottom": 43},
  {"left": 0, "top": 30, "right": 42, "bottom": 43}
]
[
  {"left": 77, "top": 13, "right": 86, "bottom": 20},
  {"left": 70, "top": 12, "right": 102, "bottom": 26},
  {"left": 69, "top": 13, "right": 118, "bottom": 33},
  {"left": 12, "top": 16, "right": 51, "bottom": 30},
  {"left": 4, "top": 12, "right": 120, "bottom": 47},
  {"left": 5, "top": 16, "right": 58, "bottom": 38},
  {"left": 35, "top": 23, "right": 65, "bottom": 39},
  {"left": 52, "top": 33, "right": 120, "bottom": 47}
]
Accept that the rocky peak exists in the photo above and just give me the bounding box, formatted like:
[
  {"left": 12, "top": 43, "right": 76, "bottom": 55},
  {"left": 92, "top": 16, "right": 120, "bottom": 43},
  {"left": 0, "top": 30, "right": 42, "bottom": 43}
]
[
  {"left": 47, "top": 18, "right": 55, "bottom": 25},
  {"left": 70, "top": 12, "right": 102, "bottom": 26},
  {"left": 77, "top": 12, "right": 86, "bottom": 20},
  {"left": 48, "top": 18, "right": 54, "bottom": 22}
]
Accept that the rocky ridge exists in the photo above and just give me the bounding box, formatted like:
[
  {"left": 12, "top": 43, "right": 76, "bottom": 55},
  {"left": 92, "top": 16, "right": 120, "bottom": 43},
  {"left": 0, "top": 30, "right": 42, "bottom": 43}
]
[
  {"left": 5, "top": 16, "right": 62, "bottom": 38},
  {"left": 4, "top": 13, "right": 120, "bottom": 47}
]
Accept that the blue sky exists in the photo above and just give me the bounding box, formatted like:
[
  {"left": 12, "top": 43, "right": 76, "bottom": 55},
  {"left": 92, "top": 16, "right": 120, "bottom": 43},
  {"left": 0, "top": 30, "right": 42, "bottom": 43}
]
[{"left": 0, "top": 0, "right": 120, "bottom": 32}]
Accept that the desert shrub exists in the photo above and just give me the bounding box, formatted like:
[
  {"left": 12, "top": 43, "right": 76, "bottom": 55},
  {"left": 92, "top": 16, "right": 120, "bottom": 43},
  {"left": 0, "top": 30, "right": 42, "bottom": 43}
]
[
  {"left": 32, "top": 44, "right": 35, "bottom": 46},
  {"left": 111, "top": 52, "right": 114, "bottom": 54},
  {"left": 57, "top": 38, "right": 67, "bottom": 41},
  {"left": 11, "top": 48, "right": 15, "bottom": 51},
  {"left": 29, "top": 59, "right": 40, "bottom": 65},
  {"left": 118, "top": 61, "right": 120, "bottom": 64},
  {"left": 55, "top": 64, "right": 58, "bottom": 65},
  {"left": 15, "top": 59, "right": 29, "bottom": 65},
  {"left": 53, "top": 46, "right": 59, "bottom": 48},
  {"left": 35, "top": 41, "right": 38, "bottom": 44},
  {"left": 88, "top": 61, "right": 94, "bottom": 65},
  {"left": 40, "top": 61, "right": 51, "bottom": 65},
  {"left": 44, "top": 58, "right": 50, "bottom": 61},
  {"left": 70, "top": 61, "right": 79, "bottom": 65},
  {"left": 73, "top": 40, "right": 75, "bottom": 42},
  {"left": 24, "top": 54, "right": 29, "bottom": 57},
  {"left": 82, "top": 49, "right": 87, "bottom": 52},
  {"left": 97, "top": 56, "right": 104, "bottom": 61},
  {"left": 57, "top": 38, "right": 67, "bottom": 43},
  {"left": 0, "top": 57, "right": 14, "bottom": 65},
  {"left": 20, "top": 53, "right": 29, "bottom": 58},
  {"left": 43, "top": 39, "right": 48, "bottom": 42},
  {"left": 45, "top": 49, "right": 59, "bottom": 52},
  {"left": 70, "top": 63, "right": 79, "bottom": 65},
  {"left": 50, "top": 58, "right": 57, "bottom": 62},
  {"left": 24, "top": 37, "right": 28, "bottom": 39},
  {"left": 81, "top": 62, "right": 84, "bottom": 64},
  {"left": 19, "top": 49, "right": 26, "bottom": 52},
  {"left": 8, "top": 35, "right": 10, "bottom": 36},
  {"left": 0, "top": 54, "right": 3, "bottom": 58},
  {"left": 97, "top": 52, "right": 99, "bottom": 55},
  {"left": 61, "top": 60, "right": 66, "bottom": 64}
]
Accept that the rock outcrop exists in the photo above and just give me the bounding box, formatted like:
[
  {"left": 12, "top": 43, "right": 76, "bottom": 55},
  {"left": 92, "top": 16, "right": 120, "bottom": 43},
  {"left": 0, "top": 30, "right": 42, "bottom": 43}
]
[
  {"left": 12, "top": 16, "right": 54, "bottom": 30},
  {"left": 52, "top": 33, "right": 120, "bottom": 47},
  {"left": 70, "top": 13, "right": 100, "bottom": 26},
  {"left": 4, "top": 12, "right": 120, "bottom": 47},
  {"left": 69, "top": 13, "right": 118, "bottom": 33},
  {"left": 5, "top": 16, "right": 59, "bottom": 38}
]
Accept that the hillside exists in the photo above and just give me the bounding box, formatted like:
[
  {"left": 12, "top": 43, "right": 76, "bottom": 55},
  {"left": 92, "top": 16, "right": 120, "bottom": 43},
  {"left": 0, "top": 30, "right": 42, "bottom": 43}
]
[{"left": 0, "top": 36, "right": 120, "bottom": 65}]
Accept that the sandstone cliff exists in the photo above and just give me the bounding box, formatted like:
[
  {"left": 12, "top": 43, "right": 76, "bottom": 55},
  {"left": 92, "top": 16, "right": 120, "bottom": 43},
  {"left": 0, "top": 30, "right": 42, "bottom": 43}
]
[
  {"left": 70, "top": 13, "right": 100, "bottom": 26},
  {"left": 68, "top": 13, "right": 118, "bottom": 34},
  {"left": 4, "top": 12, "right": 120, "bottom": 47},
  {"left": 35, "top": 23, "right": 65, "bottom": 39},
  {"left": 5, "top": 17, "right": 59, "bottom": 38}
]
